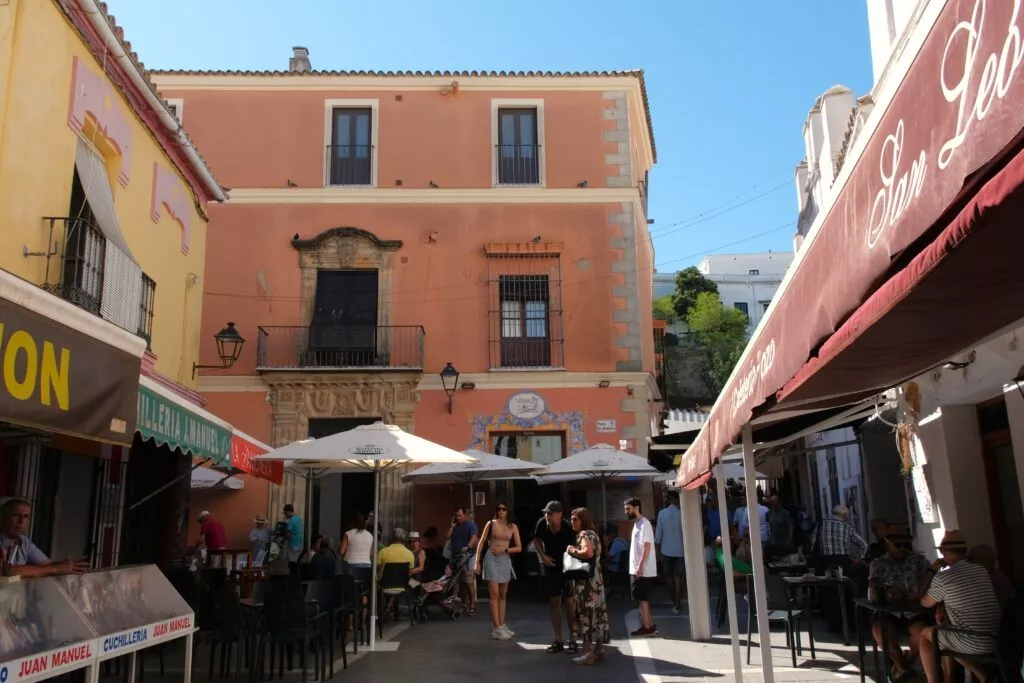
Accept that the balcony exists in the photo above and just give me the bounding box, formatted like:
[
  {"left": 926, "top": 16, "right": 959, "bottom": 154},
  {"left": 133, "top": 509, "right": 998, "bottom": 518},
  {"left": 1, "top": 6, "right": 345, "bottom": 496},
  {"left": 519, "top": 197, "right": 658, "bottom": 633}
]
[
  {"left": 325, "top": 145, "right": 373, "bottom": 186},
  {"left": 39, "top": 216, "right": 145, "bottom": 339},
  {"left": 496, "top": 144, "right": 541, "bottom": 185},
  {"left": 256, "top": 325, "right": 424, "bottom": 371}
]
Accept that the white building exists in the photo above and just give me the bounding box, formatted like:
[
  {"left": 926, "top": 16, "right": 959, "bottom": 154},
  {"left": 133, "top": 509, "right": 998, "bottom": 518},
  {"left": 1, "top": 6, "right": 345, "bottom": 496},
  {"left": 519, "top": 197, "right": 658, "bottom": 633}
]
[{"left": 654, "top": 252, "right": 793, "bottom": 329}]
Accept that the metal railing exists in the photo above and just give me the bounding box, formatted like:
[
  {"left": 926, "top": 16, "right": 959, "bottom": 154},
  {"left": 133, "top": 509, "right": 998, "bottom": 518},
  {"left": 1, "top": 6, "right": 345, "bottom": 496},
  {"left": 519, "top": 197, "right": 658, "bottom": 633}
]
[
  {"left": 325, "top": 145, "right": 373, "bottom": 186},
  {"left": 496, "top": 144, "right": 541, "bottom": 185},
  {"left": 42, "top": 216, "right": 106, "bottom": 316},
  {"left": 489, "top": 337, "right": 565, "bottom": 370},
  {"left": 39, "top": 216, "right": 147, "bottom": 340},
  {"left": 256, "top": 324, "right": 425, "bottom": 370}
]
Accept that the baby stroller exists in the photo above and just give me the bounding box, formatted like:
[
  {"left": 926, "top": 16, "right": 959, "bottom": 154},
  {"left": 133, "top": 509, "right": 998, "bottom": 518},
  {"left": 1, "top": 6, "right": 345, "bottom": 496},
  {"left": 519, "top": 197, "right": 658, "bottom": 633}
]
[{"left": 413, "top": 550, "right": 470, "bottom": 620}]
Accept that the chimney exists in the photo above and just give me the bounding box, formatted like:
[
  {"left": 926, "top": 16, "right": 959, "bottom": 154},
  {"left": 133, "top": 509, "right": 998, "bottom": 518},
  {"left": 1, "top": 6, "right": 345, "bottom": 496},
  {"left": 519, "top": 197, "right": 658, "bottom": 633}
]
[{"left": 289, "top": 46, "right": 311, "bottom": 73}]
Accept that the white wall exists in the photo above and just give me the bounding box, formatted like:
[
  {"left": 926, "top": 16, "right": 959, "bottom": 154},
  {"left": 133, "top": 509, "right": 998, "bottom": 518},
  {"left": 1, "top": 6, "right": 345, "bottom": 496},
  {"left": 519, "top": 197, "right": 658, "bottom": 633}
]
[
  {"left": 866, "top": 0, "right": 926, "bottom": 86},
  {"left": 808, "top": 427, "right": 867, "bottom": 536}
]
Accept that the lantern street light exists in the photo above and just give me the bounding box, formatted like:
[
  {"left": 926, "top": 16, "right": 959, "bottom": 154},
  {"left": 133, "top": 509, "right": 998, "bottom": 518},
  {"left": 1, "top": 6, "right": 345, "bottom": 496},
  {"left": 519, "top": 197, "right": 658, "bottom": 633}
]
[
  {"left": 439, "top": 362, "right": 460, "bottom": 414},
  {"left": 192, "top": 322, "right": 246, "bottom": 379}
]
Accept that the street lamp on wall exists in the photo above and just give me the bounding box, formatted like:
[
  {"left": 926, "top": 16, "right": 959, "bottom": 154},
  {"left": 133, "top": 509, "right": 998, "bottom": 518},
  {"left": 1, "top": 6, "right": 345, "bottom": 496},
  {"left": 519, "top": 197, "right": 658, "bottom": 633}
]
[
  {"left": 440, "top": 362, "right": 460, "bottom": 414},
  {"left": 192, "top": 322, "right": 246, "bottom": 379}
]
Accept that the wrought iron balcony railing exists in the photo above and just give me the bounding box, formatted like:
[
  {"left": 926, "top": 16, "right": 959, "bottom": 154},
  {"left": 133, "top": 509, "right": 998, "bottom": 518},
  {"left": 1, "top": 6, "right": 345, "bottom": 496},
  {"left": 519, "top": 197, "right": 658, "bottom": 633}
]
[
  {"left": 39, "top": 217, "right": 146, "bottom": 340},
  {"left": 496, "top": 144, "right": 541, "bottom": 185},
  {"left": 256, "top": 324, "right": 425, "bottom": 371},
  {"left": 325, "top": 145, "right": 374, "bottom": 186}
]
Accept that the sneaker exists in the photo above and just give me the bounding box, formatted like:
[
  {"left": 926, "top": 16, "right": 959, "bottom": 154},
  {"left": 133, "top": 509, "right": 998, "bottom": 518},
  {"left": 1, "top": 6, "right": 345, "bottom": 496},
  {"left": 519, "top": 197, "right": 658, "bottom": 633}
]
[
  {"left": 630, "top": 625, "right": 658, "bottom": 637},
  {"left": 499, "top": 624, "right": 516, "bottom": 637},
  {"left": 546, "top": 641, "right": 564, "bottom": 653}
]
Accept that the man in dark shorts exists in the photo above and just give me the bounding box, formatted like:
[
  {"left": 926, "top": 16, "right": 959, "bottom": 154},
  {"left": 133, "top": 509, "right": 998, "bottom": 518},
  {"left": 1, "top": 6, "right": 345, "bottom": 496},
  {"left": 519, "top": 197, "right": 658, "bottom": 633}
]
[
  {"left": 532, "top": 500, "right": 577, "bottom": 653},
  {"left": 626, "top": 497, "right": 658, "bottom": 636},
  {"left": 868, "top": 524, "right": 932, "bottom": 681}
]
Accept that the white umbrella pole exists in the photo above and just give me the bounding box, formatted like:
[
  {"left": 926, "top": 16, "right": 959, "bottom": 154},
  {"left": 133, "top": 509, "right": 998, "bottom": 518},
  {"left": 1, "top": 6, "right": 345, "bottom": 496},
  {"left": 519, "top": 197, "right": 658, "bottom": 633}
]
[
  {"left": 370, "top": 466, "right": 380, "bottom": 650},
  {"left": 469, "top": 481, "right": 475, "bottom": 511}
]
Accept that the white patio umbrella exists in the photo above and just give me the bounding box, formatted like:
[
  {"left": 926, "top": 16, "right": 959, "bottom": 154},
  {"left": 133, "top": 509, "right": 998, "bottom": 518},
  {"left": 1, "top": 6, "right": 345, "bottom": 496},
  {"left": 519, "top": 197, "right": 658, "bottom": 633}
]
[
  {"left": 532, "top": 443, "right": 661, "bottom": 524},
  {"left": 252, "top": 422, "right": 476, "bottom": 649},
  {"left": 401, "top": 449, "right": 542, "bottom": 509}
]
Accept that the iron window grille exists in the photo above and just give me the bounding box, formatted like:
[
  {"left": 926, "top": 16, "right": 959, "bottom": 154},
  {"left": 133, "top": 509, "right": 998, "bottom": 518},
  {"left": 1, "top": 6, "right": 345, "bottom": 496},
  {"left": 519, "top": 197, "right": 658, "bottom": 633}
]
[
  {"left": 487, "top": 252, "right": 563, "bottom": 368},
  {"left": 137, "top": 274, "right": 156, "bottom": 347}
]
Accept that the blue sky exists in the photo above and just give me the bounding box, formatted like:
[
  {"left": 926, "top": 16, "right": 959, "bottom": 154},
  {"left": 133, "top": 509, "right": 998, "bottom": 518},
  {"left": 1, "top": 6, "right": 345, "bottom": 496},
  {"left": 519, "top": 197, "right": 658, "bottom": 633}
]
[{"left": 112, "top": 1, "right": 873, "bottom": 272}]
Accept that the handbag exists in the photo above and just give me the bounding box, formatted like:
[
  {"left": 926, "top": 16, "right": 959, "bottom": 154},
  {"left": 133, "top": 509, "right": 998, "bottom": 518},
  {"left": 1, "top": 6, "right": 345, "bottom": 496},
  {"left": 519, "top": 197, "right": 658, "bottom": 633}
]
[{"left": 562, "top": 550, "right": 592, "bottom": 580}]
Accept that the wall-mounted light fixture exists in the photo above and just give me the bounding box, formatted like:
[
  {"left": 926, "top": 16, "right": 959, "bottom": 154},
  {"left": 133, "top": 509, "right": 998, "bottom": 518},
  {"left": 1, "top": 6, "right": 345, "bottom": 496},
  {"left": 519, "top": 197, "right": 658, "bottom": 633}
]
[
  {"left": 598, "top": 380, "right": 610, "bottom": 388},
  {"left": 440, "top": 362, "right": 460, "bottom": 414},
  {"left": 460, "top": 382, "right": 476, "bottom": 390},
  {"left": 943, "top": 350, "right": 976, "bottom": 371},
  {"left": 1013, "top": 365, "right": 1024, "bottom": 401},
  {"left": 192, "top": 322, "right": 245, "bottom": 379}
]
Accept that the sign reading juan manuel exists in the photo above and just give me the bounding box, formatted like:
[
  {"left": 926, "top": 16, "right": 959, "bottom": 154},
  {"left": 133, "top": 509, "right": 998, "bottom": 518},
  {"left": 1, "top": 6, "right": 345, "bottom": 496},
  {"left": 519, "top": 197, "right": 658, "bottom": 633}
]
[{"left": 0, "top": 297, "right": 140, "bottom": 444}]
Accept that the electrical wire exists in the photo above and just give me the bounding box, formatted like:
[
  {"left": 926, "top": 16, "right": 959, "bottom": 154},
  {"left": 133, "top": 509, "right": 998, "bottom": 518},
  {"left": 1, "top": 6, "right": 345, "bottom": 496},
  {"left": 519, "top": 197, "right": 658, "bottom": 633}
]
[{"left": 203, "top": 220, "right": 796, "bottom": 307}]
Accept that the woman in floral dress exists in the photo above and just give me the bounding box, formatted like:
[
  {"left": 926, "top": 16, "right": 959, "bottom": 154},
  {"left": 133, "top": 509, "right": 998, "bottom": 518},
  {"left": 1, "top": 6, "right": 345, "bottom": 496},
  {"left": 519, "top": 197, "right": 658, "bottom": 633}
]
[{"left": 567, "top": 507, "right": 609, "bottom": 665}]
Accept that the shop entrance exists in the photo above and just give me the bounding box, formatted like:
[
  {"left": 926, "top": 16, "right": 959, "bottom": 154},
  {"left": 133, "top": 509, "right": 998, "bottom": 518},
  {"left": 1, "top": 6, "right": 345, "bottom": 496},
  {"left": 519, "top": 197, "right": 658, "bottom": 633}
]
[
  {"left": 488, "top": 430, "right": 566, "bottom": 535},
  {"left": 977, "top": 398, "right": 1024, "bottom": 580},
  {"left": 308, "top": 417, "right": 377, "bottom": 541}
]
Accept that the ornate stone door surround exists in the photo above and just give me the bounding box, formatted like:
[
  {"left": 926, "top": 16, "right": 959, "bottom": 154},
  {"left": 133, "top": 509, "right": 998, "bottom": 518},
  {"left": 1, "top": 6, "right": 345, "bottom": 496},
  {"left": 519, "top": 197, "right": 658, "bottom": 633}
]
[
  {"left": 291, "top": 227, "right": 403, "bottom": 329},
  {"left": 263, "top": 372, "right": 421, "bottom": 534}
]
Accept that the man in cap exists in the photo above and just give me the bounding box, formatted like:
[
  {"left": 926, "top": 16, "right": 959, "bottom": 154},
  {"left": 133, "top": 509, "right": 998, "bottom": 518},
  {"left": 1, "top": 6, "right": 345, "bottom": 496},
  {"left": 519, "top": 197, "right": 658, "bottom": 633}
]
[
  {"left": 868, "top": 524, "right": 932, "bottom": 681},
  {"left": 533, "top": 501, "right": 577, "bottom": 653},
  {"left": 917, "top": 530, "right": 1001, "bottom": 683},
  {"left": 198, "top": 511, "right": 228, "bottom": 551}
]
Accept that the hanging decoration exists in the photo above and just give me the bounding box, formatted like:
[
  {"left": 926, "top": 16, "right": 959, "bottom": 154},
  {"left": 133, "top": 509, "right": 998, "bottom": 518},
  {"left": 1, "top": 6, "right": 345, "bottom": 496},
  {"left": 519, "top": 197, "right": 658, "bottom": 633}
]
[{"left": 895, "top": 381, "right": 920, "bottom": 475}]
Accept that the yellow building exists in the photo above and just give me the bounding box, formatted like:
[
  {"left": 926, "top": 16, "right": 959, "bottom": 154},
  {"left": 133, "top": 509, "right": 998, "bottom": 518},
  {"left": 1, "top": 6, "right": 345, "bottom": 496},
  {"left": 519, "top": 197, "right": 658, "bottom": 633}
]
[{"left": 0, "top": 0, "right": 272, "bottom": 569}]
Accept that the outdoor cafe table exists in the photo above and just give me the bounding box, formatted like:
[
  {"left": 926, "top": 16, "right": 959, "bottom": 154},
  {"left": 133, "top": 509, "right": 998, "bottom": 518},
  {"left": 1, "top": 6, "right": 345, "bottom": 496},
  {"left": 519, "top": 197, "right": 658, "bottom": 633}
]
[
  {"left": 853, "top": 598, "right": 931, "bottom": 683},
  {"left": 783, "top": 575, "right": 857, "bottom": 646}
]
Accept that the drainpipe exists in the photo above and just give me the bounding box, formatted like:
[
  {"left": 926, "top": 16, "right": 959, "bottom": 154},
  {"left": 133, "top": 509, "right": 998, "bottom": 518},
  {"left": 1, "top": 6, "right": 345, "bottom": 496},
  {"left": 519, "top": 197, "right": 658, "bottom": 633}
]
[{"left": 75, "top": 0, "right": 227, "bottom": 202}]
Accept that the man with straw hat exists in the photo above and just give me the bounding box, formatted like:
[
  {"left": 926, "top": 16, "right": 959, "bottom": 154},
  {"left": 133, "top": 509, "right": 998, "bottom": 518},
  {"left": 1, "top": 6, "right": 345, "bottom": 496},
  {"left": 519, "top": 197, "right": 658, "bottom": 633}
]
[
  {"left": 867, "top": 523, "right": 931, "bottom": 682},
  {"left": 916, "top": 530, "right": 1002, "bottom": 683},
  {"left": 249, "top": 514, "right": 270, "bottom": 563}
]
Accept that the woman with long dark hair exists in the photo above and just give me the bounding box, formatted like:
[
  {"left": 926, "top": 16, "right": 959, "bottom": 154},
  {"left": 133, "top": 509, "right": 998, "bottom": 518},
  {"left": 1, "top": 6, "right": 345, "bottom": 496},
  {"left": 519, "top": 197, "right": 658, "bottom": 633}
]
[
  {"left": 475, "top": 501, "right": 522, "bottom": 640},
  {"left": 567, "top": 507, "right": 609, "bottom": 664}
]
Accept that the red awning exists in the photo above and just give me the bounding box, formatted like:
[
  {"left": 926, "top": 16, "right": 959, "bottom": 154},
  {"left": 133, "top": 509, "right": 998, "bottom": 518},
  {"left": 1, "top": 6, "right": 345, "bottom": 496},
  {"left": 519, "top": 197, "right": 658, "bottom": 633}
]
[
  {"left": 678, "top": 0, "right": 1024, "bottom": 487},
  {"left": 780, "top": 142, "right": 1024, "bottom": 408},
  {"left": 231, "top": 431, "right": 284, "bottom": 485}
]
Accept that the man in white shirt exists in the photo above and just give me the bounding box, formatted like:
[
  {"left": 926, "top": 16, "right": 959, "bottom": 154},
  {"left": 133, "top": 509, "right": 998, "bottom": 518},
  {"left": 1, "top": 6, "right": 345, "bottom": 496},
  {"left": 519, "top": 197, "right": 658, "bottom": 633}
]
[{"left": 625, "top": 498, "right": 658, "bottom": 637}]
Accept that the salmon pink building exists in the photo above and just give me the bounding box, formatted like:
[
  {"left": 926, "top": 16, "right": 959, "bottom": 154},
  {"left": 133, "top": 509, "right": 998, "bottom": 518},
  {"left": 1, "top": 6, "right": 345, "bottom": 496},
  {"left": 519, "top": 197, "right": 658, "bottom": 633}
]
[{"left": 152, "top": 49, "right": 660, "bottom": 542}]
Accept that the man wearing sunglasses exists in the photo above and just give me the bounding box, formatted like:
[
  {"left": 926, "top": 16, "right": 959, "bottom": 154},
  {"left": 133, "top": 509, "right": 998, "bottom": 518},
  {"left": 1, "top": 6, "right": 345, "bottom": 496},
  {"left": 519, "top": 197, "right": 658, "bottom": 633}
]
[{"left": 867, "top": 524, "right": 933, "bottom": 682}]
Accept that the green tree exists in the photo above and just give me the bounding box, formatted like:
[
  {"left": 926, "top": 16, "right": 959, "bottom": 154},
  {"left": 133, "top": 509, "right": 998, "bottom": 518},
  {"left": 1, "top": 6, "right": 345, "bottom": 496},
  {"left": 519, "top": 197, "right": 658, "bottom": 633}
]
[
  {"left": 652, "top": 295, "right": 677, "bottom": 323},
  {"left": 672, "top": 266, "right": 719, "bottom": 320},
  {"left": 687, "top": 291, "right": 749, "bottom": 395}
]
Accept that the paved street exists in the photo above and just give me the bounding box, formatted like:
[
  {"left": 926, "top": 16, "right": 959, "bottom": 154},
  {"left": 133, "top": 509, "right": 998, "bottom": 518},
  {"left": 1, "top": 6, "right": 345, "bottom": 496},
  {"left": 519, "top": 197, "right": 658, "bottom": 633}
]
[{"left": 344, "top": 587, "right": 872, "bottom": 683}]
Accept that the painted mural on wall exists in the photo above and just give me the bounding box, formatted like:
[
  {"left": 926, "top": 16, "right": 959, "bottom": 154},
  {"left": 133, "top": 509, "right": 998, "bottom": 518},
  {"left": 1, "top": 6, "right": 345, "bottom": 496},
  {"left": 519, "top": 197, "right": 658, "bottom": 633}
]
[{"left": 468, "top": 391, "right": 588, "bottom": 454}]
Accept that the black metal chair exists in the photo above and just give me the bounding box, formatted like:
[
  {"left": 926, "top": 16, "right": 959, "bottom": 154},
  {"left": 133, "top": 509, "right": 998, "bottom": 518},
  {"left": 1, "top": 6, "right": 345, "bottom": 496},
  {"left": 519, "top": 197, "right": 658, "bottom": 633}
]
[
  {"left": 378, "top": 563, "right": 415, "bottom": 634},
  {"left": 306, "top": 579, "right": 348, "bottom": 676},
  {"left": 196, "top": 587, "right": 244, "bottom": 679},
  {"left": 933, "top": 599, "right": 1022, "bottom": 683},
  {"left": 745, "top": 573, "right": 815, "bottom": 667},
  {"left": 257, "top": 589, "right": 326, "bottom": 683}
]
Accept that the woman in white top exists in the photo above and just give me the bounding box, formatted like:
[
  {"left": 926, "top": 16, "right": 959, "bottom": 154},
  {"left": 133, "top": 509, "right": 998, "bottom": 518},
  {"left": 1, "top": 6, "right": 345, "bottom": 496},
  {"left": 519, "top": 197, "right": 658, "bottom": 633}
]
[{"left": 339, "top": 514, "right": 374, "bottom": 582}]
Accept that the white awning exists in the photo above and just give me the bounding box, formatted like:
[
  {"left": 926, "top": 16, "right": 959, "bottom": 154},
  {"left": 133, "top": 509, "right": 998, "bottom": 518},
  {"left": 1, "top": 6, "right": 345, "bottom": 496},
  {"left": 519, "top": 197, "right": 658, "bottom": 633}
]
[
  {"left": 74, "top": 137, "right": 133, "bottom": 258},
  {"left": 191, "top": 466, "right": 244, "bottom": 490}
]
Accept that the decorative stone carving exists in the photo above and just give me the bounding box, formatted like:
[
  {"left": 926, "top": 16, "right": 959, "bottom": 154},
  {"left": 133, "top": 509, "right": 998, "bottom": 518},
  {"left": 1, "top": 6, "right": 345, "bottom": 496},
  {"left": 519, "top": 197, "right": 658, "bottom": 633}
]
[{"left": 292, "top": 227, "right": 403, "bottom": 330}]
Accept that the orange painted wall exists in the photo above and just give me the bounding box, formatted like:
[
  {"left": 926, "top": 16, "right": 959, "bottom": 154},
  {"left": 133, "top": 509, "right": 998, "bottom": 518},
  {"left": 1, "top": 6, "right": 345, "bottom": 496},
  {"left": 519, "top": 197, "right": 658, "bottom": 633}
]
[
  {"left": 411, "top": 385, "right": 637, "bottom": 537},
  {"left": 186, "top": 392, "right": 273, "bottom": 547},
  {"left": 198, "top": 202, "right": 627, "bottom": 375},
  {"left": 160, "top": 89, "right": 609, "bottom": 190}
]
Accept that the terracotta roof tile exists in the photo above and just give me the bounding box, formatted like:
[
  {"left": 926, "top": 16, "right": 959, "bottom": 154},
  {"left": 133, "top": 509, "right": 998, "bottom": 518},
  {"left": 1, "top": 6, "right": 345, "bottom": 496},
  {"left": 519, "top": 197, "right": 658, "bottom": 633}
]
[{"left": 150, "top": 67, "right": 657, "bottom": 162}]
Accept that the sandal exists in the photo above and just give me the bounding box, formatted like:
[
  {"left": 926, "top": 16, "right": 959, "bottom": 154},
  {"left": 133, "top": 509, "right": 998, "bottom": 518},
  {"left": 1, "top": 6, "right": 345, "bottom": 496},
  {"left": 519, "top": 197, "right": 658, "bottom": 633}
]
[{"left": 546, "top": 641, "right": 564, "bottom": 654}]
